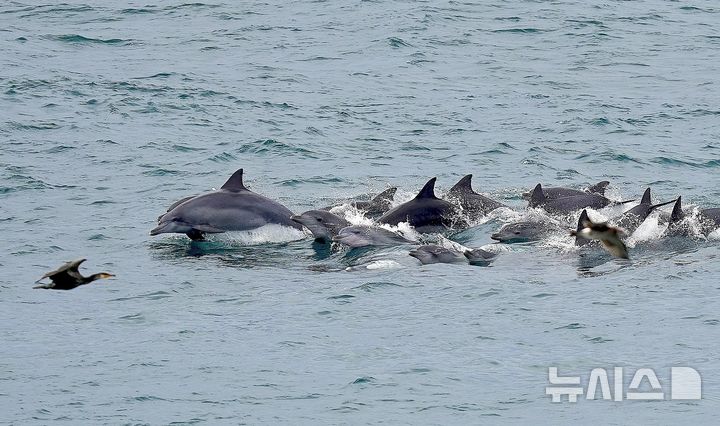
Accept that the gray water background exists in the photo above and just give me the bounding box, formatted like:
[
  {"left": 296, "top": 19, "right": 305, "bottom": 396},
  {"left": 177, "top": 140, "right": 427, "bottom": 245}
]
[{"left": 2, "top": 0, "right": 720, "bottom": 424}]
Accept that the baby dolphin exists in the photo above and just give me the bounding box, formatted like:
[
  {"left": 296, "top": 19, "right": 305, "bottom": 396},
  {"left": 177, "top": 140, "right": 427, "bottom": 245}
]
[
  {"left": 446, "top": 174, "right": 507, "bottom": 219},
  {"left": 323, "top": 187, "right": 397, "bottom": 218},
  {"left": 409, "top": 244, "right": 495, "bottom": 266},
  {"left": 34, "top": 259, "right": 114, "bottom": 290},
  {"left": 523, "top": 181, "right": 609, "bottom": 201},
  {"left": 351, "top": 187, "right": 398, "bottom": 217},
  {"left": 151, "top": 169, "right": 302, "bottom": 240},
  {"left": 378, "top": 177, "right": 461, "bottom": 232},
  {"left": 529, "top": 183, "right": 630, "bottom": 215},
  {"left": 291, "top": 210, "right": 350, "bottom": 243},
  {"left": 615, "top": 188, "right": 675, "bottom": 235},
  {"left": 572, "top": 218, "right": 629, "bottom": 259},
  {"left": 332, "top": 226, "right": 414, "bottom": 248}
]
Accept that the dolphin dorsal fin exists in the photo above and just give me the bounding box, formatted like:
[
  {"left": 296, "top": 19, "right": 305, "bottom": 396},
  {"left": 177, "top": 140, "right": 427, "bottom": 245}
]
[
  {"left": 372, "top": 187, "right": 397, "bottom": 203},
  {"left": 640, "top": 188, "right": 651, "bottom": 205},
  {"left": 415, "top": 178, "right": 438, "bottom": 199},
  {"left": 449, "top": 174, "right": 474, "bottom": 195},
  {"left": 220, "top": 169, "right": 247, "bottom": 192},
  {"left": 587, "top": 181, "right": 610, "bottom": 196},
  {"left": 529, "top": 183, "right": 545, "bottom": 207},
  {"left": 670, "top": 196, "right": 684, "bottom": 222}
]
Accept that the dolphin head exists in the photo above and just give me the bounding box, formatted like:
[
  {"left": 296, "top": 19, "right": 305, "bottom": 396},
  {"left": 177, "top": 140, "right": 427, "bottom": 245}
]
[
  {"left": 150, "top": 211, "right": 195, "bottom": 236},
  {"left": 409, "top": 245, "right": 459, "bottom": 264},
  {"left": 463, "top": 248, "right": 495, "bottom": 265},
  {"left": 491, "top": 222, "right": 544, "bottom": 243},
  {"left": 291, "top": 210, "right": 350, "bottom": 242}
]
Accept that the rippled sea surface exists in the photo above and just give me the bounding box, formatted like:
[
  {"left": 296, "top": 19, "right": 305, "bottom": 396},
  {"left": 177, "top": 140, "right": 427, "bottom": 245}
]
[{"left": 2, "top": 1, "right": 720, "bottom": 424}]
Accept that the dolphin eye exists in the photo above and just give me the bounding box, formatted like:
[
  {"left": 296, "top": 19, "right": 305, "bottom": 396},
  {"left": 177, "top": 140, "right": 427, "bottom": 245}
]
[
  {"left": 514, "top": 231, "right": 520, "bottom": 235},
  {"left": 316, "top": 217, "right": 323, "bottom": 222}
]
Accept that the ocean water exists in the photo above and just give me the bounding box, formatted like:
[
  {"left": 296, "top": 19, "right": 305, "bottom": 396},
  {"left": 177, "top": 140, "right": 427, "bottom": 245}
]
[{"left": 2, "top": 0, "right": 720, "bottom": 424}]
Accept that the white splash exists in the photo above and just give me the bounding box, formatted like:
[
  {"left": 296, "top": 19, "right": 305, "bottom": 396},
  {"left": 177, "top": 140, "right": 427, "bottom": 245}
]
[
  {"left": 708, "top": 229, "right": 720, "bottom": 241},
  {"left": 346, "top": 260, "right": 403, "bottom": 271},
  {"left": 627, "top": 213, "right": 666, "bottom": 247},
  {"left": 212, "top": 224, "right": 307, "bottom": 245}
]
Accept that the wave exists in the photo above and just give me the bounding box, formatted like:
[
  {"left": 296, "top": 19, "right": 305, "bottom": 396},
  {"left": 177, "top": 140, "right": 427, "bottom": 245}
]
[{"left": 44, "top": 34, "right": 131, "bottom": 45}]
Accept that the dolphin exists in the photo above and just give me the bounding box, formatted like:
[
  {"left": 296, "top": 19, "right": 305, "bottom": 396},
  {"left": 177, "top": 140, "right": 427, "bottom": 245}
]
[
  {"left": 409, "top": 244, "right": 495, "bottom": 265},
  {"left": 291, "top": 210, "right": 351, "bottom": 243},
  {"left": 522, "top": 181, "right": 609, "bottom": 201},
  {"left": 662, "top": 197, "right": 720, "bottom": 237},
  {"left": 446, "top": 174, "right": 507, "bottom": 219},
  {"left": 663, "top": 197, "right": 689, "bottom": 237},
  {"left": 331, "top": 226, "right": 414, "bottom": 248},
  {"left": 701, "top": 207, "right": 720, "bottom": 233},
  {"left": 614, "top": 188, "right": 675, "bottom": 235},
  {"left": 351, "top": 187, "right": 397, "bottom": 217},
  {"left": 491, "top": 220, "right": 564, "bottom": 243},
  {"left": 529, "top": 183, "right": 631, "bottom": 215},
  {"left": 151, "top": 169, "right": 301, "bottom": 240},
  {"left": 377, "top": 177, "right": 461, "bottom": 232},
  {"left": 323, "top": 187, "right": 397, "bottom": 218}
]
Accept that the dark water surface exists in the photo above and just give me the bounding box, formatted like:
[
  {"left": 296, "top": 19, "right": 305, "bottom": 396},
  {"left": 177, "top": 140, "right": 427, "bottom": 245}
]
[{"left": 2, "top": 1, "right": 720, "bottom": 424}]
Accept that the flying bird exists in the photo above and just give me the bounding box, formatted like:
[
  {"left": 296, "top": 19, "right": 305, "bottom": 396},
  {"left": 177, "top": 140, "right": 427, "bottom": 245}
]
[
  {"left": 34, "top": 259, "right": 114, "bottom": 290},
  {"left": 571, "top": 218, "right": 629, "bottom": 259}
]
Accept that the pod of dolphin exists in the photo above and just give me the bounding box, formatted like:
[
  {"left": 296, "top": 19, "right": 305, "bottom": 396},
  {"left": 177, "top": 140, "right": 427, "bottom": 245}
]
[
  {"left": 33, "top": 167, "right": 720, "bottom": 289},
  {"left": 151, "top": 168, "right": 720, "bottom": 263}
]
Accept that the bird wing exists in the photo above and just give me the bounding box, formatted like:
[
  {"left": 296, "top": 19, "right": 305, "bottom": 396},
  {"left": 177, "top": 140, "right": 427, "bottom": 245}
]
[
  {"left": 36, "top": 258, "right": 86, "bottom": 282},
  {"left": 66, "top": 258, "right": 87, "bottom": 273},
  {"left": 33, "top": 283, "right": 55, "bottom": 289},
  {"left": 601, "top": 239, "right": 629, "bottom": 259}
]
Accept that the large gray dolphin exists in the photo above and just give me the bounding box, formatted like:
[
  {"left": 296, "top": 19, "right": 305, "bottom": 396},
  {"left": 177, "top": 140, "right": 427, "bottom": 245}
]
[
  {"left": 523, "top": 181, "right": 609, "bottom": 201},
  {"left": 332, "top": 226, "right": 414, "bottom": 248},
  {"left": 377, "top": 178, "right": 461, "bottom": 232},
  {"left": 529, "top": 183, "right": 631, "bottom": 215},
  {"left": 291, "top": 210, "right": 351, "bottom": 243},
  {"left": 446, "top": 174, "right": 506, "bottom": 218},
  {"left": 614, "top": 188, "right": 675, "bottom": 235},
  {"left": 151, "top": 169, "right": 301, "bottom": 240}
]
